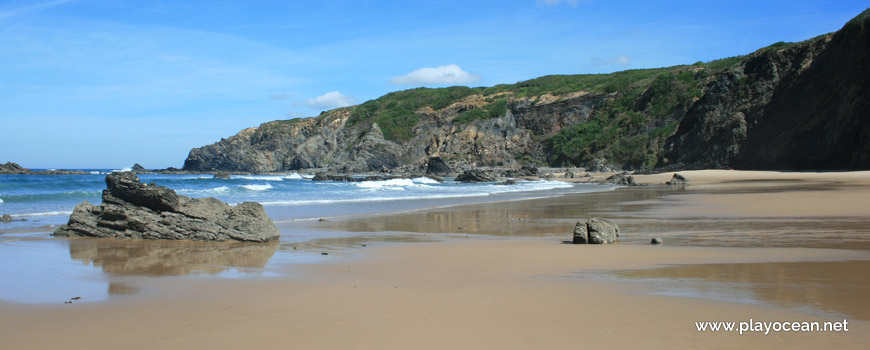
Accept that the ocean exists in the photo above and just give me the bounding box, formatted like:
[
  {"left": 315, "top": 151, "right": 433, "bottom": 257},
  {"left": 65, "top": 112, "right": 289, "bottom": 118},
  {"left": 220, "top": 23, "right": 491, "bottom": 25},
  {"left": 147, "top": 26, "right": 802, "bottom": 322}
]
[{"left": 0, "top": 170, "right": 615, "bottom": 233}]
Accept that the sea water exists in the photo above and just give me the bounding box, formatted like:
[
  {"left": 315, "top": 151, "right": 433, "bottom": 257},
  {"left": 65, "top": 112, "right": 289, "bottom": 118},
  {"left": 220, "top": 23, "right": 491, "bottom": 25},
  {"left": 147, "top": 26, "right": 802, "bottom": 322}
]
[{"left": 0, "top": 170, "right": 613, "bottom": 232}]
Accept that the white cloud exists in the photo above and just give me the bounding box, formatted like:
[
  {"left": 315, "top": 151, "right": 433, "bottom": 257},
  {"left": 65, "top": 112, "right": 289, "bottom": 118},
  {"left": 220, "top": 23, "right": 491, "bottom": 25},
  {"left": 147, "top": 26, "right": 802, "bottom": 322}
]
[
  {"left": 389, "top": 64, "right": 481, "bottom": 86},
  {"left": 537, "top": 0, "right": 580, "bottom": 7},
  {"left": 0, "top": 0, "right": 75, "bottom": 18},
  {"left": 591, "top": 54, "right": 632, "bottom": 67},
  {"left": 298, "top": 91, "right": 358, "bottom": 109}
]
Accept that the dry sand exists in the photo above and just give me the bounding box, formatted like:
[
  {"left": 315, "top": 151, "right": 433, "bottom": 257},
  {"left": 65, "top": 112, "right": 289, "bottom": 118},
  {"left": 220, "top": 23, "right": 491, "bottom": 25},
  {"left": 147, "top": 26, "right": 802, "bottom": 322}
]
[{"left": 1, "top": 170, "right": 869, "bottom": 349}]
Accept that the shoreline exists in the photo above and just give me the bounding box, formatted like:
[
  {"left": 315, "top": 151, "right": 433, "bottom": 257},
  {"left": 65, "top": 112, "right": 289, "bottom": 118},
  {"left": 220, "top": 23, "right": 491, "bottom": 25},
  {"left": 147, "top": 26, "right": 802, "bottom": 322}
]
[{"left": 2, "top": 170, "right": 869, "bottom": 349}]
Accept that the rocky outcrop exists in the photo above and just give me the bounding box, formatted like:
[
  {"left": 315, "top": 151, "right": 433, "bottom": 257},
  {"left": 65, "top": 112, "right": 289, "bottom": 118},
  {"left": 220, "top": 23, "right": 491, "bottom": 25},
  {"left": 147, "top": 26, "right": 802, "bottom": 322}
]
[
  {"left": 426, "top": 156, "right": 453, "bottom": 175},
  {"left": 455, "top": 169, "right": 498, "bottom": 183},
  {"left": 503, "top": 165, "right": 538, "bottom": 178},
  {"left": 54, "top": 172, "right": 280, "bottom": 242},
  {"left": 1, "top": 214, "right": 13, "bottom": 222},
  {"left": 572, "top": 217, "right": 620, "bottom": 244},
  {"left": 603, "top": 173, "right": 639, "bottom": 186},
  {"left": 665, "top": 173, "right": 689, "bottom": 186},
  {"left": 0, "top": 162, "right": 33, "bottom": 174}
]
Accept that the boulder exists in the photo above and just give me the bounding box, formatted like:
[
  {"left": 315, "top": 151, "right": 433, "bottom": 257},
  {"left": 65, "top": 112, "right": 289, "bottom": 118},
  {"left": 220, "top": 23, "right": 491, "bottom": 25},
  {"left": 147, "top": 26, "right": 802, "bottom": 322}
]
[
  {"left": 0, "top": 214, "right": 12, "bottom": 222},
  {"left": 455, "top": 169, "right": 497, "bottom": 183},
  {"left": 651, "top": 236, "right": 663, "bottom": 244},
  {"left": 666, "top": 173, "right": 689, "bottom": 186},
  {"left": 572, "top": 217, "right": 620, "bottom": 244},
  {"left": 604, "top": 173, "right": 639, "bottom": 186},
  {"left": 213, "top": 172, "right": 231, "bottom": 179},
  {"left": 54, "top": 172, "right": 279, "bottom": 242},
  {"left": 131, "top": 163, "right": 147, "bottom": 172}
]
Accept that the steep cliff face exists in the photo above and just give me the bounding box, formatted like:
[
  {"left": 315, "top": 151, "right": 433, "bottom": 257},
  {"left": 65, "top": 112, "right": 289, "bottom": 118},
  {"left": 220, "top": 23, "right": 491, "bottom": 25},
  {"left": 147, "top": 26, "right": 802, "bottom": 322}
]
[
  {"left": 663, "top": 10, "right": 870, "bottom": 170},
  {"left": 185, "top": 10, "right": 870, "bottom": 173}
]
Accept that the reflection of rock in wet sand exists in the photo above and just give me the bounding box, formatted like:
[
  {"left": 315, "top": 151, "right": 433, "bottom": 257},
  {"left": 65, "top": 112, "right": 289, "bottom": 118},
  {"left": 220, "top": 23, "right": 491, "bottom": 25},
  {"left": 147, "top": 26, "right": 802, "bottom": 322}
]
[{"left": 68, "top": 238, "right": 279, "bottom": 276}]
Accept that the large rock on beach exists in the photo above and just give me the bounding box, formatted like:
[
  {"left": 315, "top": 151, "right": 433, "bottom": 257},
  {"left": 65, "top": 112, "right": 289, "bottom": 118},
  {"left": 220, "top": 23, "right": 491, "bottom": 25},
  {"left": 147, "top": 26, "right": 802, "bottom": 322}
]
[
  {"left": 666, "top": 173, "right": 689, "bottom": 186},
  {"left": 572, "top": 217, "right": 620, "bottom": 244},
  {"left": 604, "top": 173, "right": 639, "bottom": 186},
  {"left": 54, "top": 172, "right": 279, "bottom": 242}
]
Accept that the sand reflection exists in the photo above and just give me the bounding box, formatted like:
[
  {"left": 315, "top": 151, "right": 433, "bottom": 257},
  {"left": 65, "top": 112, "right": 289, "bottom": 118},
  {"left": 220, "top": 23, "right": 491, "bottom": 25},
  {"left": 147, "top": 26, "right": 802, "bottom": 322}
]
[
  {"left": 615, "top": 260, "right": 870, "bottom": 320},
  {"left": 68, "top": 238, "right": 279, "bottom": 276}
]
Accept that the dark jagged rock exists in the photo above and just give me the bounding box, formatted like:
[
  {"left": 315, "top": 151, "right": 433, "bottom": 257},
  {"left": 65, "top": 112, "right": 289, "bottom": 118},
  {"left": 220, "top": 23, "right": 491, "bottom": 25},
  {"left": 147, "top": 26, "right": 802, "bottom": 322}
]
[
  {"left": 54, "top": 172, "right": 279, "bottom": 242},
  {"left": 651, "top": 236, "right": 663, "bottom": 244},
  {"left": 503, "top": 165, "right": 538, "bottom": 178},
  {"left": 455, "top": 169, "right": 497, "bottom": 183},
  {"left": 131, "top": 163, "right": 146, "bottom": 172},
  {"left": 426, "top": 157, "right": 453, "bottom": 175},
  {"left": 0, "top": 162, "right": 34, "bottom": 175},
  {"left": 572, "top": 217, "right": 620, "bottom": 244},
  {"left": 0, "top": 214, "right": 12, "bottom": 222},
  {"left": 213, "top": 172, "right": 231, "bottom": 179},
  {"left": 495, "top": 179, "right": 518, "bottom": 186},
  {"left": 604, "top": 173, "right": 640, "bottom": 186},
  {"left": 665, "top": 173, "right": 689, "bottom": 186}
]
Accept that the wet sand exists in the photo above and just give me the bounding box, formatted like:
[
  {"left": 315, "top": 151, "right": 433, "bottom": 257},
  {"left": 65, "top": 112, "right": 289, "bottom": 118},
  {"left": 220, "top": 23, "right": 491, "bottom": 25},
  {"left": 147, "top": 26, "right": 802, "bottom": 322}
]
[{"left": 2, "top": 170, "right": 869, "bottom": 349}]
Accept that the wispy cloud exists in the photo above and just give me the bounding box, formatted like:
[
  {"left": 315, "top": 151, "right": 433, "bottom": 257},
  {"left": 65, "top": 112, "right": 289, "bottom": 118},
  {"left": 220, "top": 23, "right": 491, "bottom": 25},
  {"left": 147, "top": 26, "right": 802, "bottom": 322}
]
[
  {"left": 537, "top": 0, "right": 581, "bottom": 8},
  {"left": 388, "top": 64, "right": 480, "bottom": 86},
  {"left": 591, "top": 54, "right": 632, "bottom": 67},
  {"left": 0, "top": 0, "right": 75, "bottom": 18},
  {"left": 297, "top": 91, "right": 358, "bottom": 109}
]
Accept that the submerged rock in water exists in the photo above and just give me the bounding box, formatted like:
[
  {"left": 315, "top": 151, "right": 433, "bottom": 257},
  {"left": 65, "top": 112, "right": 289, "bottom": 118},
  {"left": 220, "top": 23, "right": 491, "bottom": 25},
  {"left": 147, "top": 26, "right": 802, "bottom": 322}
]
[
  {"left": 54, "top": 172, "right": 279, "bottom": 242},
  {"left": 572, "top": 217, "right": 620, "bottom": 244}
]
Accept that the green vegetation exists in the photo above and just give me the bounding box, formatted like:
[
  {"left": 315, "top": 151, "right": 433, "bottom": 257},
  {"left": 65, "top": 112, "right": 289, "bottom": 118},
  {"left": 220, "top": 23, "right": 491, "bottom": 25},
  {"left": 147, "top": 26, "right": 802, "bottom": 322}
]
[
  {"left": 346, "top": 86, "right": 482, "bottom": 141},
  {"left": 454, "top": 98, "right": 508, "bottom": 123},
  {"left": 316, "top": 46, "right": 749, "bottom": 168},
  {"left": 543, "top": 67, "right": 709, "bottom": 169}
]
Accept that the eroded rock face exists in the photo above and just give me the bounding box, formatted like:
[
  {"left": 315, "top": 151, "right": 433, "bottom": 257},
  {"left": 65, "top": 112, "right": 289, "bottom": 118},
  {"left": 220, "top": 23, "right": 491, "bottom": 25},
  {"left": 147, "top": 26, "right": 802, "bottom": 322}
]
[
  {"left": 54, "top": 172, "right": 280, "bottom": 242},
  {"left": 572, "top": 217, "right": 620, "bottom": 244}
]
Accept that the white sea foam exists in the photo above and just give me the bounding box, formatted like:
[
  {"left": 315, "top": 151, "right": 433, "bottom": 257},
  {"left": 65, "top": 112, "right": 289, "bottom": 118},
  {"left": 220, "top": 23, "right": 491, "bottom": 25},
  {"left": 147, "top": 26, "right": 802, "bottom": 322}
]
[
  {"left": 234, "top": 175, "right": 286, "bottom": 181},
  {"left": 14, "top": 211, "right": 73, "bottom": 217},
  {"left": 179, "top": 186, "right": 232, "bottom": 195},
  {"left": 240, "top": 184, "right": 273, "bottom": 191},
  {"left": 0, "top": 198, "right": 4, "bottom": 204},
  {"left": 285, "top": 173, "right": 304, "bottom": 180},
  {"left": 356, "top": 178, "right": 419, "bottom": 189},
  {"left": 411, "top": 177, "right": 441, "bottom": 184},
  {"left": 89, "top": 171, "right": 100, "bottom": 175}
]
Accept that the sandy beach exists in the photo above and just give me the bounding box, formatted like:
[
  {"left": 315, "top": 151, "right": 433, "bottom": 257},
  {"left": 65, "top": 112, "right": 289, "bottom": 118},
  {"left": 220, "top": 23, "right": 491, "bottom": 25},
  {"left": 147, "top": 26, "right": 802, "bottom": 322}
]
[{"left": 2, "top": 170, "right": 869, "bottom": 349}]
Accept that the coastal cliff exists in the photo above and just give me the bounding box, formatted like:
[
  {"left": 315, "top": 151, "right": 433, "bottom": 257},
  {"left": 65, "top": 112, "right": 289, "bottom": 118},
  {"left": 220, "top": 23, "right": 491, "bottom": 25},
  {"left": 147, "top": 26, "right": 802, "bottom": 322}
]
[{"left": 184, "top": 10, "right": 870, "bottom": 173}]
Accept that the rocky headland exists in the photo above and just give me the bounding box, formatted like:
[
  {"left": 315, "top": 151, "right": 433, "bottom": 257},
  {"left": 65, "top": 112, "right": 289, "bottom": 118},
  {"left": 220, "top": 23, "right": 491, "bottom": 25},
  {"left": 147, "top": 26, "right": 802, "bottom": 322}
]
[{"left": 182, "top": 10, "right": 870, "bottom": 174}]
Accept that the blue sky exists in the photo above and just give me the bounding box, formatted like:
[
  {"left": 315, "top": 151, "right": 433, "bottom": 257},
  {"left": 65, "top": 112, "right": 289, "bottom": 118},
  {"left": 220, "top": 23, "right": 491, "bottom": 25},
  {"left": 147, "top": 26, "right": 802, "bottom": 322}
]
[{"left": 0, "top": 0, "right": 866, "bottom": 169}]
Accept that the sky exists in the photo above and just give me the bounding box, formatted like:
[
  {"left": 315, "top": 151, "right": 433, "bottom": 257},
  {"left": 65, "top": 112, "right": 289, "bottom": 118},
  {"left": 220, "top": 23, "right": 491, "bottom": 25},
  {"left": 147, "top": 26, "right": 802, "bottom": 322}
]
[{"left": 0, "top": 0, "right": 866, "bottom": 169}]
